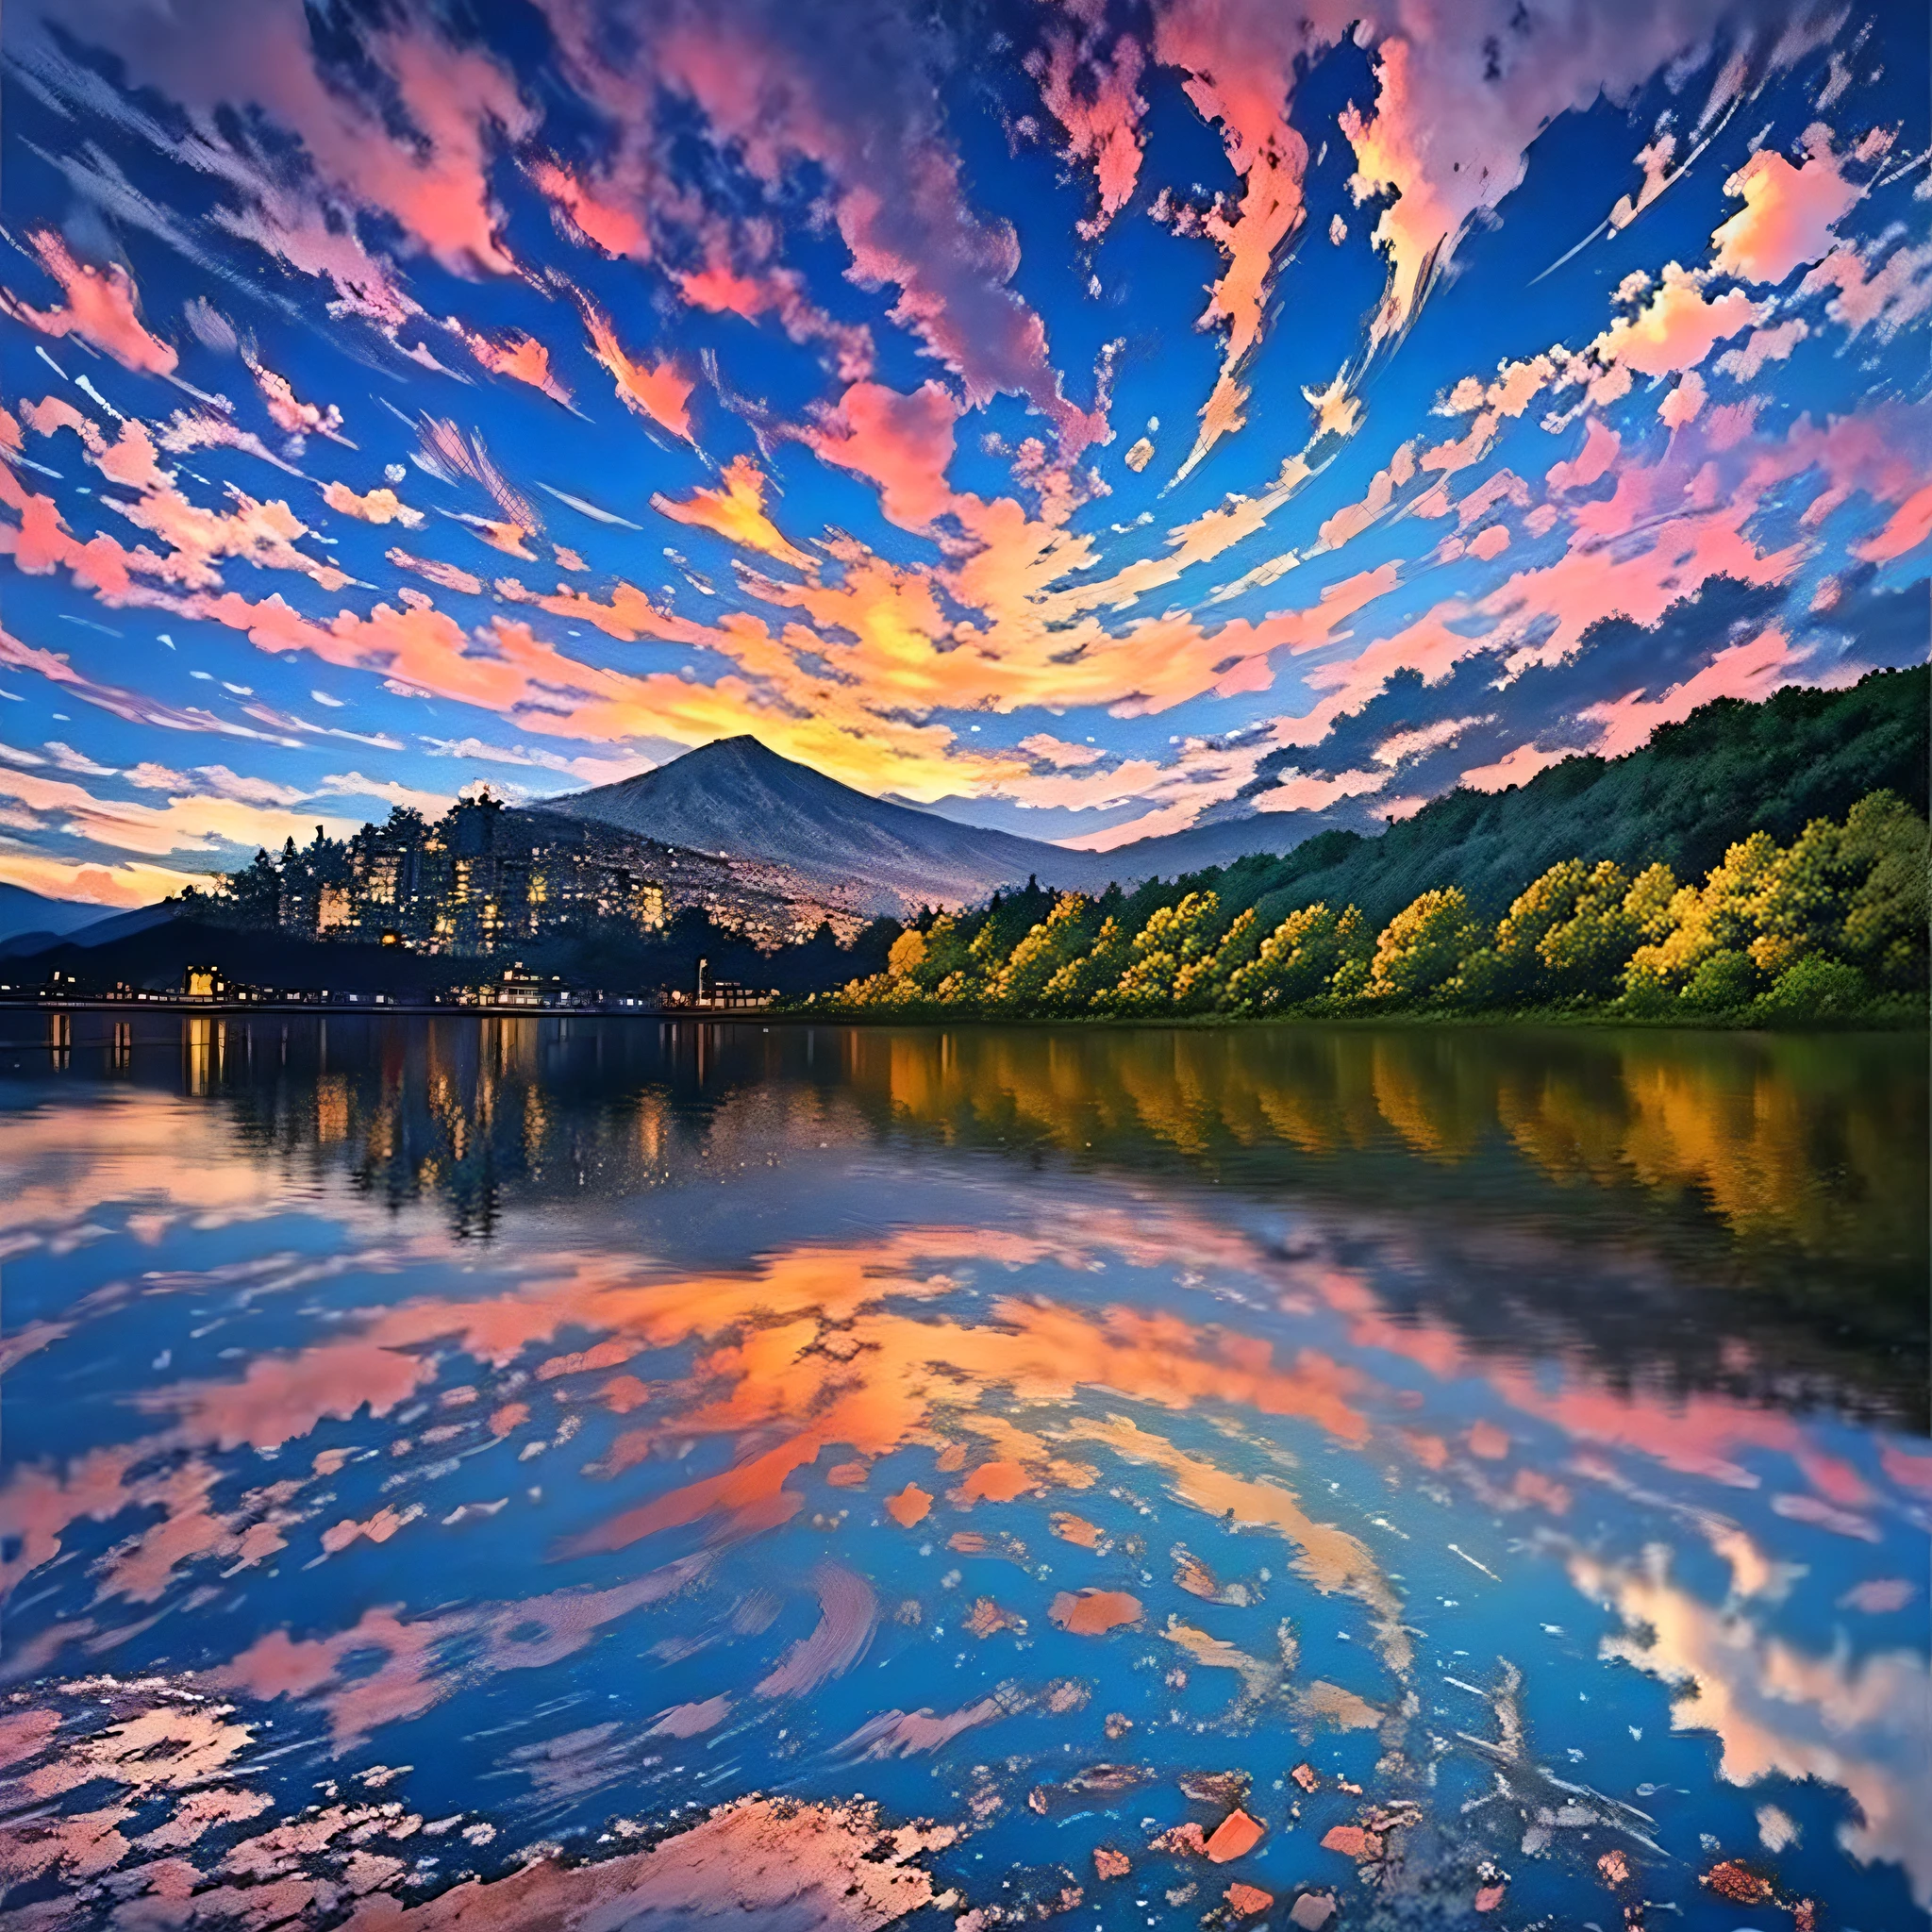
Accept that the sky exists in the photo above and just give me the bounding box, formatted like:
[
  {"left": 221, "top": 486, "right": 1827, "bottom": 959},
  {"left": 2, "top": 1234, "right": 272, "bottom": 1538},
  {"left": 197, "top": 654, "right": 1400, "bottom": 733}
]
[{"left": 0, "top": 0, "right": 1926, "bottom": 908}]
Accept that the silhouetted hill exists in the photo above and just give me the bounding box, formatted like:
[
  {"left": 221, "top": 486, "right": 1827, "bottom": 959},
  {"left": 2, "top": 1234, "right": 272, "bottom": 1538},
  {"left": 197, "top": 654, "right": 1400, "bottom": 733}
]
[{"left": 0, "top": 883, "right": 133, "bottom": 948}]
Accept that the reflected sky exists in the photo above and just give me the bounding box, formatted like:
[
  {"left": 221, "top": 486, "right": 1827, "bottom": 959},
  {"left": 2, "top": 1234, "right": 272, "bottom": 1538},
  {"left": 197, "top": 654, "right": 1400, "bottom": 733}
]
[{"left": 0, "top": 1015, "right": 1925, "bottom": 1930}]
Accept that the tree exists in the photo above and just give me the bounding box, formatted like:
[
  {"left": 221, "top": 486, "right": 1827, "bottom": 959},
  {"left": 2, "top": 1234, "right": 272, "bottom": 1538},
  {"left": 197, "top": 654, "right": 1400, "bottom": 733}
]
[
  {"left": 1837, "top": 790, "right": 1929, "bottom": 989},
  {"left": 1487, "top": 858, "right": 1639, "bottom": 1000},
  {"left": 1092, "top": 891, "right": 1220, "bottom": 1014},
  {"left": 987, "top": 894, "right": 1096, "bottom": 1012},
  {"left": 1369, "top": 888, "right": 1479, "bottom": 1002},
  {"left": 1624, "top": 831, "right": 1780, "bottom": 1000},
  {"left": 1224, "top": 903, "right": 1347, "bottom": 1010}
]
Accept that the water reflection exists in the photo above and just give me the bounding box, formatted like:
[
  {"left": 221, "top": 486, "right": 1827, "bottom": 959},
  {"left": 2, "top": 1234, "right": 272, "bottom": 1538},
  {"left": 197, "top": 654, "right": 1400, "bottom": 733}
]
[{"left": 0, "top": 1015, "right": 1924, "bottom": 1929}]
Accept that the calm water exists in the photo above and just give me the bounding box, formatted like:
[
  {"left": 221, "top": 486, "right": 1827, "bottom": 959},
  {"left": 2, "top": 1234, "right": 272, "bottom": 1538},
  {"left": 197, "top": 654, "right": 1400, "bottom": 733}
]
[{"left": 0, "top": 1015, "right": 1925, "bottom": 1930}]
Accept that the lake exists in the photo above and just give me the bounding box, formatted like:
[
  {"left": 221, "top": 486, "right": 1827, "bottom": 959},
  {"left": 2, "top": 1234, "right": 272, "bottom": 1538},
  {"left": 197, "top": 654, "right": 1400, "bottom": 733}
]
[{"left": 0, "top": 1014, "right": 1924, "bottom": 1930}]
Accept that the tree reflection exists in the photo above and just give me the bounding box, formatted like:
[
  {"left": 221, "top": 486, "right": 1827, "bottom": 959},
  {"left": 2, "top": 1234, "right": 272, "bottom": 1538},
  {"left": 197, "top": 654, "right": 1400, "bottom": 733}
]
[{"left": 2, "top": 1012, "right": 1922, "bottom": 1414}]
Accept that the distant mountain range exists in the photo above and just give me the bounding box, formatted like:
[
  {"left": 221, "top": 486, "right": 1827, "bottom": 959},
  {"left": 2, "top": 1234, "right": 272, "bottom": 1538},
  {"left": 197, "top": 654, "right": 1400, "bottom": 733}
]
[
  {"left": 0, "top": 882, "right": 145, "bottom": 954},
  {"left": 543, "top": 736, "right": 1299, "bottom": 915}
]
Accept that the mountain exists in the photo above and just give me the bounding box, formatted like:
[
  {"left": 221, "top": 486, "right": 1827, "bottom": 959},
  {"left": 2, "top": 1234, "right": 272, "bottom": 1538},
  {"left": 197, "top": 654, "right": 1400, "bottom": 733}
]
[
  {"left": 541, "top": 737, "right": 1132, "bottom": 913},
  {"left": 0, "top": 883, "right": 143, "bottom": 948}
]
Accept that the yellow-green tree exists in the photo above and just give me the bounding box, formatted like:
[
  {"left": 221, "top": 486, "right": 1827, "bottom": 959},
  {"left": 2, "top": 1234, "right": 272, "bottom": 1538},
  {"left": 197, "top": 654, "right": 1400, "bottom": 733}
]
[
  {"left": 1224, "top": 902, "right": 1349, "bottom": 1010},
  {"left": 1092, "top": 891, "right": 1221, "bottom": 1014},
  {"left": 1474, "top": 858, "right": 1639, "bottom": 1001},
  {"left": 1369, "top": 888, "right": 1481, "bottom": 1001},
  {"left": 985, "top": 894, "right": 1095, "bottom": 1011},
  {"left": 1624, "top": 830, "right": 1781, "bottom": 1006},
  {"left": 1041, "top": 913, "right": 1132, "bottom": 1012},
  {"left": 1175, "top": 907, "right": 1262, "bottom": 1011},
  {"left": 1836, "top": 791, "right": 1928, "bottom": 989}
]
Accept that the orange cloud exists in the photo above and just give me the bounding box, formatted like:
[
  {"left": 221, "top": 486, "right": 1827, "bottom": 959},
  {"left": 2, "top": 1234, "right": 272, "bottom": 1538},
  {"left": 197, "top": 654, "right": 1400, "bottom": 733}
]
[
  {"left": 455, "top": 325, "right": 575, "bottom": 408},
  {"left": 324, "top": 482, "right": 425, "bottom": 528},
  {"left": 652, "top": 457, "right": 813, "bottom": 570},
  {"left": 581, "top": 302, "right": 695, "bottom": 442},
  {"left": 1591, "top": 263, "right": 1761, "bottom": 378}
]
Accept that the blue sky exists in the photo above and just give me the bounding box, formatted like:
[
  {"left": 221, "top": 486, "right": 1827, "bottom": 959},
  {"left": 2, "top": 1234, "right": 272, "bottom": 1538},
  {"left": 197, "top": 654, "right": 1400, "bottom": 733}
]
[{"left": 0, "top": 0, "right": 1926, "bottom": 904}]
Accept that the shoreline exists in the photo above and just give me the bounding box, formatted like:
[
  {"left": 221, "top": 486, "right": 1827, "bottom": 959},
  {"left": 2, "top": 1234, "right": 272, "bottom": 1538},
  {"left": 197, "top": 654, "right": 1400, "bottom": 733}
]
[{"left": 4, "top": 995, "right": 1923, "bottom": 1034}]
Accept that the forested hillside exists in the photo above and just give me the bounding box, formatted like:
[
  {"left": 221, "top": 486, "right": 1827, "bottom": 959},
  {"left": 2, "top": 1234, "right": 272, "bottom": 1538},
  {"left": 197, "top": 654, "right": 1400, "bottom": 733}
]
[
  {"left": 810, "top": 666, "right": 1930, "bottom": 1025},
  {"left": 1201, "top": 662, "right": 1928, "bottom": 932}
]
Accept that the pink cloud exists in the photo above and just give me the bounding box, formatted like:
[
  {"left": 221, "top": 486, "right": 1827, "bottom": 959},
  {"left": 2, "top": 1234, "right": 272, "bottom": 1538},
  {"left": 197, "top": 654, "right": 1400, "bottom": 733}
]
[
  {"left": 1658, "top": 372, "right": 1706, "bottom": 431},
  {"left": 1029, "top": 17, "right": 1148, "bottom": 239},
  {"left": 2, "top": 233, "right": 177, "bottom": 375},
  {"left": 1853, "top": 484, "right": 1932, "bottom": 566},
  {"left": 1151, "top": 3, "right": 1313, "bottom": 479},
  {"left": 1711, "top": 134, "right": 1860, "bottom": 287},
  {"left": 28, "top": 7, "right": 532, "bottom": 277},
  {"left": 528, "top": 158, "right": 654, "bottom": 262},
  {"left": 1460, "top": 741, "right": 1570, "bottom": 792},
  {"left": 1799, "top": 239, "right": 1932, "bottom": 343},
  {"left": 1713, "top": 318, "right": 1809, "bottom": 383},
  {"left": 1580, "top": 626, "right": 1798, "bottom": 759},
  {"left": 641, "top": 9, "right": 1104, "bottom": 457},
  {"left": 1546, "top": 419, "right": 1621, "bottom": 493},
  {"left": 245, "top": 354, "right": 345, "bottom": 441},
  {"left": 804, "top": 381, "right": 962, "bottom": 532}
]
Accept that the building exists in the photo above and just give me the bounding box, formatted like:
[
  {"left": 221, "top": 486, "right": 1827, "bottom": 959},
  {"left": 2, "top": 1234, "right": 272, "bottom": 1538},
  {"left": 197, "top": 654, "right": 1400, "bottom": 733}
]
[{"left": 244, "top": 797, "right": 861, "bottom": 958}]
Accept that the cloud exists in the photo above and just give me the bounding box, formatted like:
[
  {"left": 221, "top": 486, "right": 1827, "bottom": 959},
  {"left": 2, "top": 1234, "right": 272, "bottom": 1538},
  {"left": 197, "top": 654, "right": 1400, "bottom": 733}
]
[
  {"left": 1150, "top": 4, "right": 1314, "bottom": 481},
  {"left": 0, "top": 625, "right": 294, "bottom": 748},
  {"left": 1027, "top": 15, "right": 1148, "bottom": 240},
  {"left": 581, "top": 302, "right": 696, "bottom": 443},
  {"left": 1657, "top": 372, "right": 1706, "bottom": 430},
  {"left": 803, "top": 381, "right": 962, "bottom": 532},
  {"left": 1591, "top": 262, "right": 1762, "bottom": 378},
  {"left": 541, "top": 0, "right": 1103, "bottom": 457},
  {"left": 652, "top": 458, "right": 813, "bottom": 570},
  {"left": 1713, "top": 317, "right": 1809, "bottom": 382},
  {"left": 22, "top": 2, "right": 534, "bottom": 279},
  {"left": 1579, "top": 624, "right": 1798, "bottom": 758},
  {"left": 1711, "top": 129, "right": 1861, "bottom": 286},
  {"left": 1799, "top": 237, "right": 1932, "bottom": 343},
  {"left": 1, "top": 232, "right": 177, "bottom": 375},
  {"left": 1573, "top": 1552, "right": 1932, "bottom": 1908},
  {"left": 452, "top": 324, "right": 576, "bottom": 408},
  {"left": 1459, "top": 741, "right": 1573, "bottom": 792},
  {"left": 0, "top": 755, "right": 357, "bottom": 862},
  {"left": 0, "top": 848, "right": 204, "bottom": 907},
  {"left": 1016, "top": 734, "right": 1105, "bottom": 770},
  {"left": 325, "top": 483, "right": 425, "bottom": 528},
  {"left": 1852, "top": 485, "right": 1932, "bottom": 566},
  {"left": 245, "top": 353, "right": 347, "bottom": 442},
  {"left": 1546, "top": 418, "right": 1622, "bottom": 492}
]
